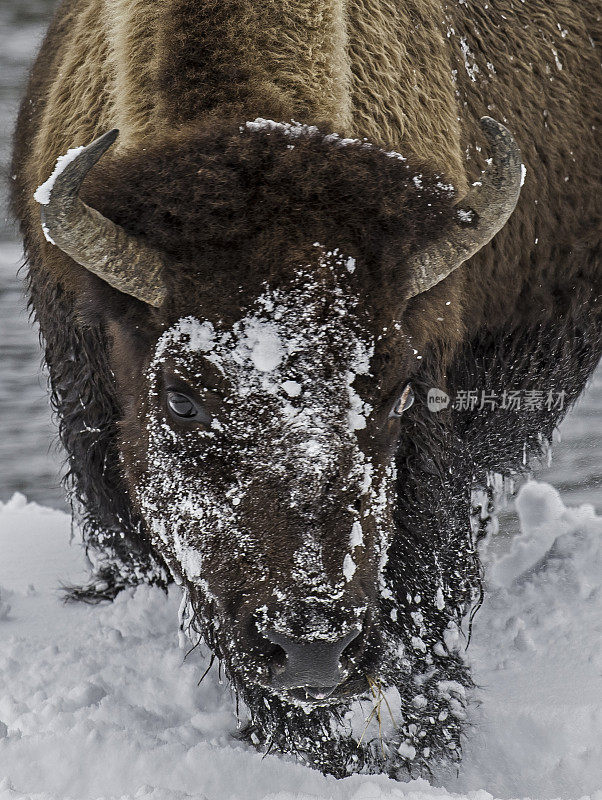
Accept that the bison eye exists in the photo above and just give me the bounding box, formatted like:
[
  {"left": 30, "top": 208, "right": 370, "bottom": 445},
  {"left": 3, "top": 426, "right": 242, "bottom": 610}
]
[
  {"left": 389, "top": 383, "right": 415, "bottom": 417},
  {"left": 166, "top": 390, "right": 212, "bottom": 425}
]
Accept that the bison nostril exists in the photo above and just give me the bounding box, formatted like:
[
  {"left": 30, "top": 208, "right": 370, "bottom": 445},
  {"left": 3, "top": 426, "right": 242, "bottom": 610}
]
[
  {"left": 264, "top": 628, "right": 361, "bottom": 691},
  {"left": 268, "top": 644, "right": 287, "bottom": 675}
]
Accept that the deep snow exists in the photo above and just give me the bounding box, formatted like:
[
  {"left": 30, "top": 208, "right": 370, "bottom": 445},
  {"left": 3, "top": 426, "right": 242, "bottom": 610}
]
[{"left": 0, "top": 482, "right": 600, "bottom": 800}]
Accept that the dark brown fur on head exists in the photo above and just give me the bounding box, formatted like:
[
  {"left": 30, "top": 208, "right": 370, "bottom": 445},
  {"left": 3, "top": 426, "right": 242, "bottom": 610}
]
[{"left": 80, "top": 118, "right": 458, "bottom": 330}]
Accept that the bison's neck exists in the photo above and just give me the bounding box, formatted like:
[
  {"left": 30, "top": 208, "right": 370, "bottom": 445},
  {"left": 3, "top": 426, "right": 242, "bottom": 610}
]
[
  {"left": 108, "top": 0, "right": 353, "bottom": 136},
  {"left": 27, "top": 0, "right": 465, "bottom": 199},
  {"left": 105, "top": 0, "right": 464, "bottom": 186}
]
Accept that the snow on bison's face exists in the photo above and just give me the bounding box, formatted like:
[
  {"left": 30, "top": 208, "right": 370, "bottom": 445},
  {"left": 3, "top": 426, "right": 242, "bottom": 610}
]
[{"left": 129, "top": 248, "right": 413, "bottom": 707}]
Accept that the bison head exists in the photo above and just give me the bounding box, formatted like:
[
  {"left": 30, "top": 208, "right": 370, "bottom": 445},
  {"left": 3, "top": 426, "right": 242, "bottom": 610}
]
[{"left": 36, "top": 117, "right": 521, "bottom": 772}]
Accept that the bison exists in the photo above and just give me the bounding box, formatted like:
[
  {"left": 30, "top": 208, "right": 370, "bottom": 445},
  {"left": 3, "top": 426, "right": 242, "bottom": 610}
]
[{"left": 10, "top": 0, "right": 601, "bottom": 779}]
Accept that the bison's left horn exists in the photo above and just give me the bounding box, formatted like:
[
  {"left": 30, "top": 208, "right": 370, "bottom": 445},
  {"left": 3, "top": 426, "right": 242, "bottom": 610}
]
[
  {"left": 37, "top": 129, "right": 167, "bottom": 307},
  {"left": 404, "top": 117, "right": 523, "bottom": 299}
]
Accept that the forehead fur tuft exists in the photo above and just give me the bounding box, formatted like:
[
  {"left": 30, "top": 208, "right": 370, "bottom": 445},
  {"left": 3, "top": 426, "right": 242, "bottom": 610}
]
[{"left": 81, "top": 118, "right": 457, "bottom": 301}]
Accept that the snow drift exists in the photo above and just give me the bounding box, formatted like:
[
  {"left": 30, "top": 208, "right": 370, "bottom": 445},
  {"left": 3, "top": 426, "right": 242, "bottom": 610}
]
[{"left": 0, "top": 483, "right": 600, "bottom": 800}]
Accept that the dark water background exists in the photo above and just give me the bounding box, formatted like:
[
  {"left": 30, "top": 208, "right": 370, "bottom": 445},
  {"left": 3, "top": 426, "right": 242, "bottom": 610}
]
[{"left": 0, "top": 0, "right": 600, "bottom": 513}]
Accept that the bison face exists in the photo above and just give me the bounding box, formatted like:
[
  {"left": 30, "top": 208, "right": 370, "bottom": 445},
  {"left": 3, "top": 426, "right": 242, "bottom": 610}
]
[
  {"left": 36, "top": 118, "right": 522, "bottom": 771},
  {"left": 124, "top": 247, "right": 411, "bottom": 705}
]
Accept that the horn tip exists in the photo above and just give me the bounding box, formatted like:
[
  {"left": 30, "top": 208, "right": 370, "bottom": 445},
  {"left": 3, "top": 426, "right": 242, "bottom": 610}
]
[
  {"left": 94, "top": 128, "right": 120, "bottom": 150},
  {"left": 479, "top": 116, "right": 510, "bottom": 141},
  {"left": 479, "top": 116, "right": 522, "bottom": 171}
]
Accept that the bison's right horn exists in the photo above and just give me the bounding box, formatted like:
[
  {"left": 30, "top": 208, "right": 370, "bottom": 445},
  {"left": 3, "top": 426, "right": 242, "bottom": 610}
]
[
  {"left": 404, "top": 117, "right": 523, "bottom": 299},
  {"left": 36, "top": 129, "right": 167, "bottom": 308}
]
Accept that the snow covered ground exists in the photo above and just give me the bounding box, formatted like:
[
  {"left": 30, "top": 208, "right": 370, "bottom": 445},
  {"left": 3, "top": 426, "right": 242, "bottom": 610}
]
[{"left": 0, "top": 482, "right": 600, "bottom": 800}]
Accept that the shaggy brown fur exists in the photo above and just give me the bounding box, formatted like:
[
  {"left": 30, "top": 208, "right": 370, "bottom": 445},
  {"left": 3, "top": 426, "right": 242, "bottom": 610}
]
[{"left": 9, "top": 0, "right": 601, "bottom": 780}]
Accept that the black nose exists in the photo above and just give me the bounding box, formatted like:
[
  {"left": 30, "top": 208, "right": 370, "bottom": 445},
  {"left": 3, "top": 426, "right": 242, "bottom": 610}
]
[{"left": 265, "top": 628, "right": 361, "bottom": 692}]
